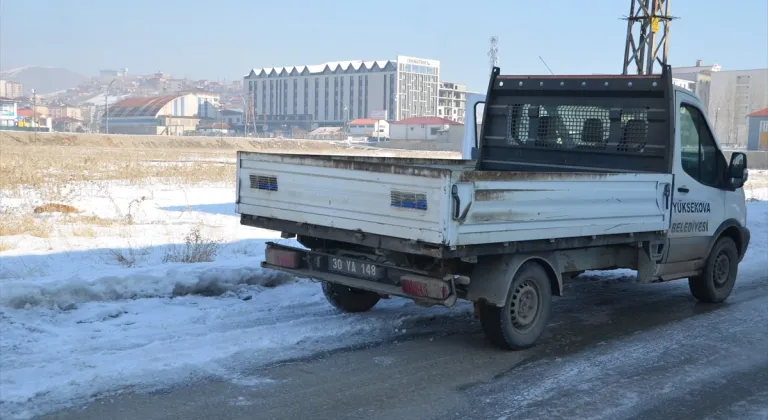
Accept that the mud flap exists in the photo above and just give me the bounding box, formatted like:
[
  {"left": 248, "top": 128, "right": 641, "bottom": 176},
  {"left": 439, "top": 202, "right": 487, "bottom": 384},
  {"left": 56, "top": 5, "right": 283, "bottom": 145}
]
[
  {"left": 637, "top": 240, "right": 664, "bottom": 283},
  {"left": 466, "top": 253, "right": 561, "bottom": 307}
]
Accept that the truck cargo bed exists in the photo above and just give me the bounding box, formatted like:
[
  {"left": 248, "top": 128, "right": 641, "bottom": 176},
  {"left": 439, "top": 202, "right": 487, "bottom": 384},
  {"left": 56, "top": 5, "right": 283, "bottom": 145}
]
[{"left": 236, "top": 152, "right": 673, "bottom": 249}]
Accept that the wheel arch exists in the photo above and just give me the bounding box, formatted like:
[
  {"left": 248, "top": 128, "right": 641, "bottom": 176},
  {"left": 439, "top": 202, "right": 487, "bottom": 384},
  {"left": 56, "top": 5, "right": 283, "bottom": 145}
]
[
  {"left": 467, "top": 253, "right": 562, "bottom": 307},
  {"left": 707, "top": 219, "right": 747, "bottom": 261}
]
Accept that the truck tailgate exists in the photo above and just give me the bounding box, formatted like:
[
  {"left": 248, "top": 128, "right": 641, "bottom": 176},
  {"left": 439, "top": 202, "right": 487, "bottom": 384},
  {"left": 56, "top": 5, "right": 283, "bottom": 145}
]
[{"left": 237, "top": 152, "right": 470, "bottom": 245}]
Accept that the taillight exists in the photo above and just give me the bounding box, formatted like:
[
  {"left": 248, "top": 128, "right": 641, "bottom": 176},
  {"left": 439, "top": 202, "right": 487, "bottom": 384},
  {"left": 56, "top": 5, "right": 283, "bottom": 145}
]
[
  {"left": 400, "top": 274, "right": 450, "bottom": 300},
  {"left": 265, "top": 247, "right": 300, "bottom": 268}
]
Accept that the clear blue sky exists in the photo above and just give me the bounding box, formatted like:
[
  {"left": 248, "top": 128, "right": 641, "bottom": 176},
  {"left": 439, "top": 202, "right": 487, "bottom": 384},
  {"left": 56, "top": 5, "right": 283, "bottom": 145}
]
[{"left": 1, "top": 0, "right": 766, "bottom": 92}]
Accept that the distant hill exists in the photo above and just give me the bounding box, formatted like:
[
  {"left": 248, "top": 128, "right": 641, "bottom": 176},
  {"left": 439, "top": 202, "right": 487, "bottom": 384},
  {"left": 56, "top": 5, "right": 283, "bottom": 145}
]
[{"left": 0, "top": 66, "right": 87, "bottom": 95}]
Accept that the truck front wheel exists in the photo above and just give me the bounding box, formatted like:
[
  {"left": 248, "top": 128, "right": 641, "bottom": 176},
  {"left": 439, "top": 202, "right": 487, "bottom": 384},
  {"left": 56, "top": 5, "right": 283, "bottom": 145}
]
[
  {"left": 688, "top": 237, "right": 739, "bottom": 303},
  {"left": 478, "top": 262, "right": 552, "bottom": 350},
  {"left": 322, "top": 282, "right": 381, "bottom": 313}
]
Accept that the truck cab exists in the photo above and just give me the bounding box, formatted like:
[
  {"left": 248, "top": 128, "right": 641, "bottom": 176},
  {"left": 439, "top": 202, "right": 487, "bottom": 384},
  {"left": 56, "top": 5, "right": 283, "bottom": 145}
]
[
  {"left": 659, "top": 86, "right": 750, "bottom": 300},
  {"left": 236, "top": 65, "right": 749, "bottom": 350}
]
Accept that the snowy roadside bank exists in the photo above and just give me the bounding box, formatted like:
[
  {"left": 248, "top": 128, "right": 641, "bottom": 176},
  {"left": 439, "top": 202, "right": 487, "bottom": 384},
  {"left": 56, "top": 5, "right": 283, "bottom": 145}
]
[{"left": 0, "top": 278, "right": 474, "bottom": 420}]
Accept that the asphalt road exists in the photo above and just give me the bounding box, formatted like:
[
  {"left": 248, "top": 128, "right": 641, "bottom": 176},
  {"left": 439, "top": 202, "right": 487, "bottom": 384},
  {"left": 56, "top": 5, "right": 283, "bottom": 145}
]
[{"left": 40, "top": 264, "right": 768, "bottom": 420}]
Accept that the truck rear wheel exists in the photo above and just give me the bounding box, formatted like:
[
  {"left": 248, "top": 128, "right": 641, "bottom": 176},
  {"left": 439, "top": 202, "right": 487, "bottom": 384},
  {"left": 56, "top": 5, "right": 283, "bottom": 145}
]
[
  {"left": 688, "top": 237, "right": 739, "bottom": 303},
  {"left": 322, "top": 282, "right": 381, "bottom": 313},
  {"left": 478, "top": 262, "right": 552, "bottom": 350}
]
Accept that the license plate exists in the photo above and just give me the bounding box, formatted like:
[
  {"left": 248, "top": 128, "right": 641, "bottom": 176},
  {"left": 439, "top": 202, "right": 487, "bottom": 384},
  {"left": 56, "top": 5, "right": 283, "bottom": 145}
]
[{"left": 328, "top": 257, "right": 384, "bottom": 279}]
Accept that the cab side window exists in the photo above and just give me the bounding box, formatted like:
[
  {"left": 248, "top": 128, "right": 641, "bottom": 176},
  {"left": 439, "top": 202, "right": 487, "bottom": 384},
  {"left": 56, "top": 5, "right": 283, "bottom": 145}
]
[{"left": 679, "top": 104, "right": 722, "bottom": 187}]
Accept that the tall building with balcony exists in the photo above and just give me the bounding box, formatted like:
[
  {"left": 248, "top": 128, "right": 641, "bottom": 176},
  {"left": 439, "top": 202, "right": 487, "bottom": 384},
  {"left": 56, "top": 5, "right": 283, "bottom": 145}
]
[{"left": 438, "top": 81, "right": 472, "bottom": 123}]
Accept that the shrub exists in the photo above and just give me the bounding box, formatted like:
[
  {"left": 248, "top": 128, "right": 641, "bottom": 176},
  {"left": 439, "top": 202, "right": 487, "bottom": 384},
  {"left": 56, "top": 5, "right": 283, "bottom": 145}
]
[{"left": 163, "top": 226, "right": 221, "bottom": 264}]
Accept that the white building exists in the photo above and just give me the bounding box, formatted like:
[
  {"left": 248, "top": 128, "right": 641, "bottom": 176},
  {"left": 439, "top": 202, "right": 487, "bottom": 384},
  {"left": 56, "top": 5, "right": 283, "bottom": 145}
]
[
  {"left": 0, "top": 80, "right": 23, "bottom": 98},
  {"left": 672, "top": 78, "right": 695, "bottom": 92},
  {"left": 672, "top": 60, "right": 720, "bottom": 114},
  {"left": 348, "top": 118, "right": 389, "bottom": 139},
  {"left": 389, "top": 116, "right": 463, "bottom": 142},
  {"left": 708, "top": 69, "right": 768, "bottom": 148},
  {"left": 438, "top": 81, "right": 472, "bottom": 123},
  {"left": 243, "top": 55, "right": 440, "bottom": 130},
  {"left": 180, "top": 90, "right": 219, "bottom": 119},
  {"left": 219, "top": 109, "right": 243, "bottom": 125},
  {"left": 674, "top": 60, "right": 768, "bottom": 148},
  {"left": 0, "top": 97, "right": 18, "bottom": 127}
]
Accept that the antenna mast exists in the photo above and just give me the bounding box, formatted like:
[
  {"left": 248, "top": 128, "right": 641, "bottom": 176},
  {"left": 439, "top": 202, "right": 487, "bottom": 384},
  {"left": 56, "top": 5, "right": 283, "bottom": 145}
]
[
  {"left": 622, "top": 0, "right": 674, "bottom": 75},
  {"left": 488, "top": 36, "right": 499, "bottom": 74}
]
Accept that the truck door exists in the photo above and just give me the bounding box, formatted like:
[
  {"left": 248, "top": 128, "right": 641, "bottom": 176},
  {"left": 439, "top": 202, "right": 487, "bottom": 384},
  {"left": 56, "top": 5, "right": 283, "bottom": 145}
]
[{"left": 665, "top": 91, "right": 726, "bottom": 264}]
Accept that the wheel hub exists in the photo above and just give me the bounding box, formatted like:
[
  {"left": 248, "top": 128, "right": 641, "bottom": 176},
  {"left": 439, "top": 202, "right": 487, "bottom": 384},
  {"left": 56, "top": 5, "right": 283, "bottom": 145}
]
[
  {"left": 510, "top": 281, "right": 540, "bottom": 330},
  {"left": 713, "top": 252, "right": 731, "bottom": 288}
]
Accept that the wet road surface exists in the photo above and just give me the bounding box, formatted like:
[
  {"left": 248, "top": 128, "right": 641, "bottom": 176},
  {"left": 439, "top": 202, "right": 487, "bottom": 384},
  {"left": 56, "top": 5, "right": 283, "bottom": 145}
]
[{"left": 40, "top": 264, "right": 768, "bottom": 420}]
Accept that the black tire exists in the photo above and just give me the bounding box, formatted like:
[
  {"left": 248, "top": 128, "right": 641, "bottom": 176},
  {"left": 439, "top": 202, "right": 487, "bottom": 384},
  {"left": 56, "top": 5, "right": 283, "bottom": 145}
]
[
  {"left": 688, "top": 237, "right": 739, "bottom": 303},
  {"left": 321, "top": 282, "right": 381, "bottom": 313},
  {"left": 478, "top": 262, "right": 552, "bottom": 350}
]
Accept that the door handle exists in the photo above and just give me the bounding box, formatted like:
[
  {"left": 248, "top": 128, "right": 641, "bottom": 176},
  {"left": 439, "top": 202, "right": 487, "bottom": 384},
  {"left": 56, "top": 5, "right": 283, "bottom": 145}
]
[{"left": 677, "top": 186, "right": 689, "bottom": 193}]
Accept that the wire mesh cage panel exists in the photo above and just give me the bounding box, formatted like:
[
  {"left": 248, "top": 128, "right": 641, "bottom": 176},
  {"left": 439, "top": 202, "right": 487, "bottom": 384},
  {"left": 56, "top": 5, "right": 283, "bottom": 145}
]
[{"left": 478, "top": 69, "right": 673, "bottom": 173}]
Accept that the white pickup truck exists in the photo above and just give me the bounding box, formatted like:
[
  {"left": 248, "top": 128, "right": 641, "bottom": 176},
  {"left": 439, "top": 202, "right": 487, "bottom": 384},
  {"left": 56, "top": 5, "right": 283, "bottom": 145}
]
[{"left": 236, "top": 66, "right": 750, "bottom": 350}]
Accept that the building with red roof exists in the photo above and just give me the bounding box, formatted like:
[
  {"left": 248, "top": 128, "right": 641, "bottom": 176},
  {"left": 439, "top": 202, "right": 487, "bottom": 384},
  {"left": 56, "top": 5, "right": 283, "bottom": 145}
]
[
  {"left": 348, "top": 118, "right": 389, "bottom": 139},
  {"left": 747, "top": 107, "right": 768, "bottom": 151},
  {"left": 6, "top": 104, "right": 52, "bottom": 130},
  {"left": 102, "top": 92, "right": 219, "bottom": 135},
  {"left": 747, "top": 108, "right": 768, "bottom": 118}
]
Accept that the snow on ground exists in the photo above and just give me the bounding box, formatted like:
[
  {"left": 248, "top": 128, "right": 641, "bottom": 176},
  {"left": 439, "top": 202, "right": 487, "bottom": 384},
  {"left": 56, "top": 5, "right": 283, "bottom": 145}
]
[
  {"left": 1, "top": 178, "right": 766, "bottom": 419},
  {"left": 0, "top": 180, "right": 473, "bottom": 419},
  {"left": 746, "top": 170, "right": 768, "bottom": 201}
]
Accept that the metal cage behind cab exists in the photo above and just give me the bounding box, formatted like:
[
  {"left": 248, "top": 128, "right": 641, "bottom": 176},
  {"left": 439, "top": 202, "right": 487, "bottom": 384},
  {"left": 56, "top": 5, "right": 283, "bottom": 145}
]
[{"left": 475, "top": 66, "right": 674, "bottom": 174}]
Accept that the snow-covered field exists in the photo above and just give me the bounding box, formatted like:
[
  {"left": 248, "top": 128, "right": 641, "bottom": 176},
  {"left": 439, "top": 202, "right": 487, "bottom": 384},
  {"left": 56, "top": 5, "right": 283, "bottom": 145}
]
[
  {"left": 0, "top": 177, "right": 473, "bottom": 419},
  {"left": 1, "top": 163, "right": 766, "bottom": 419}
]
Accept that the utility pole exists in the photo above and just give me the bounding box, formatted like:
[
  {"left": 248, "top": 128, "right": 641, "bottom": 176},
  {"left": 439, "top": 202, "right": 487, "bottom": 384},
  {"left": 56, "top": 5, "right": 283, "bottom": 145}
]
[
  {"left": 240, "top": 95, "right": 249, "bottom": 137},
  {"left": 105, "top": 79, "right": 116, "bottom": 134},
  {"left": 622, "top": 0, "right": 674, "bottom": 75},
  {"left": 245, "top": 90, "right": 256, "bottom": 137},
  {"left": 263, "top": 103, "right": 267, "bottom": 138},
  {"left": 339, "top": 99, "right": 349, "bottom": 134}
]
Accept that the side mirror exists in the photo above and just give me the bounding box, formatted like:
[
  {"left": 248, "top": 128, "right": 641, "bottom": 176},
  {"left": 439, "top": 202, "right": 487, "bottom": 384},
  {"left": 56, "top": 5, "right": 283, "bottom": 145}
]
[{"left": 727, "top": 152, "right": 747, "bottom": 189}]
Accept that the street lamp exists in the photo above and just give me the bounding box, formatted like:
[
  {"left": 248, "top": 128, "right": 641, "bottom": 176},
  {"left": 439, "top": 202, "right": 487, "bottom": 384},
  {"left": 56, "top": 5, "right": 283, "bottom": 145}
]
[
  {"left": 394, "top": 95, "right": 399, "bottom": 121},
  {"left": 105, "top": 79, "right": 116, "bottom": 134},
  {"left": 239, "top": 96, "right": 248, "bottom": 137},
  {"left": 340, "top": 99, "right": 349, "bottom": 134}
]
